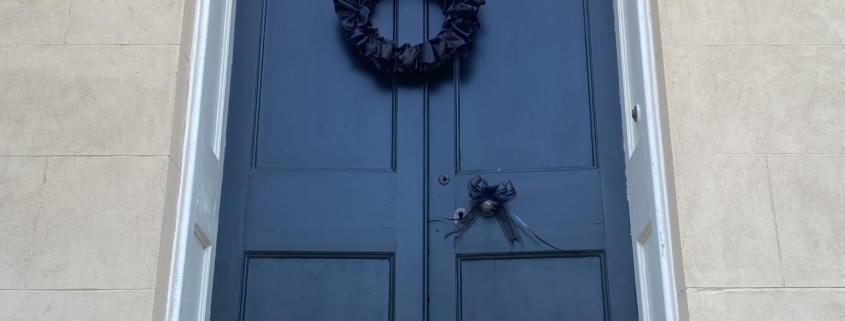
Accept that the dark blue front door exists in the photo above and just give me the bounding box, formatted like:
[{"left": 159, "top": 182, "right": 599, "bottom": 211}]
[{"left": 211, "top": 1, "right": 638, "bottom": 320}]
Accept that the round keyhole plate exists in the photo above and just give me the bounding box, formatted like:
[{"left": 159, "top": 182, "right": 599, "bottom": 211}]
[{"left": 438, "top": 175, "right": 450, "bottom": 185}]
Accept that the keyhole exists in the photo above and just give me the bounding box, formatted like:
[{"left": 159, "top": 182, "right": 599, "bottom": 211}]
[
  {"left": 632, "top": 105, "right": 640, "bottom": 123},
  {"left": 438, "top": 175, "right": 450, "bottom": 185},
  {"left": 453, "top": 207, "right": 467, "bottom": 224}
]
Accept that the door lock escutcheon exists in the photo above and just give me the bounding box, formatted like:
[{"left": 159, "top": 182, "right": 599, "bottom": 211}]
[{"left": 438, "top": 175, "right": 450, "bottom": 185}]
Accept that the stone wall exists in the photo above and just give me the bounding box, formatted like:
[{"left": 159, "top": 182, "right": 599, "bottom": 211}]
[
  {"left": 0, "top": 0, "right": 194, "bottom": 319},
  {"left": 655, "top": 0, "right": 845, "bottom": 319}
]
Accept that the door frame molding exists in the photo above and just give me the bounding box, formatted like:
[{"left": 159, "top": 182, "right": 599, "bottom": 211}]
[
  {"left": 164, "top": 0, "right": 237, "bottom": 320},
  {"left": 166, "top": 0, "right": 679, "bottom": 319},
  {"left": 613, "top": 0, "right": 680, "bottom": 319}
]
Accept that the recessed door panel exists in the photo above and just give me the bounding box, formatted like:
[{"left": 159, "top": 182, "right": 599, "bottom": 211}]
[
  {"left": 243, "top": 256, "right": 392, "bottom": 321},
  {"left": 457, "top": 0, "right": 594, "bottom": 173},
  {"left": 460, "top": 256, "right": 605, "bottom": 321},
  {"left": 254, "top": 0, "right": 395, "bottom": 171}
]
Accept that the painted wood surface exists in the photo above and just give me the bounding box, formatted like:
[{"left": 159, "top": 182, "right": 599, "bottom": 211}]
[
  {"left": 166, "top": 0, "right": 236, "bottom": 320},
  {"left": 615, "top": 0, "right": 680, "bottom": 319},
  {"left": 210, "top": 0, "right": 638, "bottom": 320}
]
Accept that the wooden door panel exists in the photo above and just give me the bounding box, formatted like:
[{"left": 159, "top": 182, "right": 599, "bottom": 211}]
[
  {"left": 244, "top": 172, "right": 398, "bottom": 252},
  {"left": 427, "top": 0, "right": 637, "bottom": 319},
  {"left": 460, "top": 256, "right": 605, "bottom": 321},
  {"left": 451, "top": 171, "right": 606, "bottom": 253},
  {"left": 212, "top": 1, "right": 424, "bottom": 320},
  {"left": 245, "top": 0, "right": 400, "bottom": 252},
  {"left": 243, "top": 256, "right": 392, "bottom": 321},
  {"left": 457, "top": 0, "right": 594, "bottom": 172},
  {"left": 255, "top": 0, "right": 395, "bottom": 171}
]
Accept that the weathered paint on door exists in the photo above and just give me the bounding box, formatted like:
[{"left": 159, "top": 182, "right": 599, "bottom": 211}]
[{"left": 210, "top": 0, "right": 638, "bottom": 320}]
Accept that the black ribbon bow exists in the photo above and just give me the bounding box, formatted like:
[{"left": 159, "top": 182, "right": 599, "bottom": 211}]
[
  {"left": 445, "top": 176, "right": 520, "bottom": 247},
  {"left": 445, "top": 176, "right": 564, "bottom": 251}
]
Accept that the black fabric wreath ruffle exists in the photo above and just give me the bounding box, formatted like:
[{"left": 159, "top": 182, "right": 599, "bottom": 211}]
[{"left": 333, "top": 0, "right": 485, "bottom": 74}]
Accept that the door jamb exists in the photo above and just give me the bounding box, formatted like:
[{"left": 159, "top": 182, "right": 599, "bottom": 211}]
[
  {"left": 164, "top": 0, "right": 236, "bottom": 319},
  {"left": 613, "top": 0, "right": 680, "bottom": 319},
  {"left": 167, "top": 0, "right": 679, "bottom": 319}
]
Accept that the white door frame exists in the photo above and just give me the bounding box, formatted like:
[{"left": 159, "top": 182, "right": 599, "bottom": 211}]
[
  {"left": 164, "top": 0, "right": 236, "bottom": 320},
  {"left": 166, "top": 0, "right": 679, "bottom": 319},
  {"left": 614, "top": 0, "right": 680, "bottom": 319}
]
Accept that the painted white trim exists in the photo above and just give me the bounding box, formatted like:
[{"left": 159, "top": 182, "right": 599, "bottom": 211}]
[
  {"left": 165, "top": 1, "right": 204, "bottom": 317},
  {"left": 613, "top": 0, "right": 680, "bottom": 319},
  {"left": 165, "top": 0, "right": 238, "bottom": 320},
  {"left": 167, "top": 0, "right": 679, "bottom": 319}
]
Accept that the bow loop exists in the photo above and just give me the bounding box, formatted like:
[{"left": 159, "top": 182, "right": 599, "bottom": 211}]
[
  {"left": 445, "top": 175, "right": 564, "bottom": 251},
  {"left": 467, "top": 176, "right": 516, "bottom": 203}
]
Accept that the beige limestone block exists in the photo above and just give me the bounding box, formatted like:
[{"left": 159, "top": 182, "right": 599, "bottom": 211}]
[
  {"left": 155, "top": 159, "right": 181, "bottom": 296},
  {"left": 677, "top": 289, "right": 690, "bottom": 320},
  {"left": 664, "top": 46, "right": 845, "bottom": 154},
  {"left": 664, "top": 156, "right": 687, "bottom": 294},
  {"left": 685, "top": 288, "right": 845, "bottom": 321},
  {"left": 674, "top": 154, "right": 783, "bottom": 287},
  {"left": 768, "top": 154, "right": 845, "bottom": 287},
  {"left": 0, "top": 290, "right": 156, "bottom": 321},
  {"left": 657, "top": 0, "right": 748, "bottom": 45},
  {"left": 66, "top": 0, "right": 185, "bottom": 45},
  {"left": 0, "top": 0, "right": 71, "bottom": 44},
  {"left": 153, "top": 291, "right": 167, "bottom": 321},
  {"left": 656, "top": 0, "right": 669, "bottom": 43},
  {"left": 747, "top": 0, "right": 845, "bottom": 45},
  {"left": 648, "top": 0, "right": 665, "bottom": 58},
  {"left": 180, "top": 0, "right": 197, "bottom": 55},
  {"left": 25, "top": 157, "right": 169, "bottom": 289},
  {"left": 0, "top": 157, "right": 46, "bottom": 289},
  {"left": 0, "top": 45, "right": 180, "bottom": 156},
  {"left": 654, "top": 49, "right": 673, "bottom": 165},
  {"left": 170, "top": 49, "right": 190, "bottom": 167}
]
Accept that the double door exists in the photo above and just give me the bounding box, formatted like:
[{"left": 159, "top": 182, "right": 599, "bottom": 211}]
[{"left": 210, "top": 0, "right": 637, "bottom": 320}]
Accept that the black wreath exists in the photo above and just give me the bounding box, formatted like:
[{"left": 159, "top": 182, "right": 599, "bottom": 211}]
[{"left": 333, "top": 0, "right": 485, "bottom": 74}]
